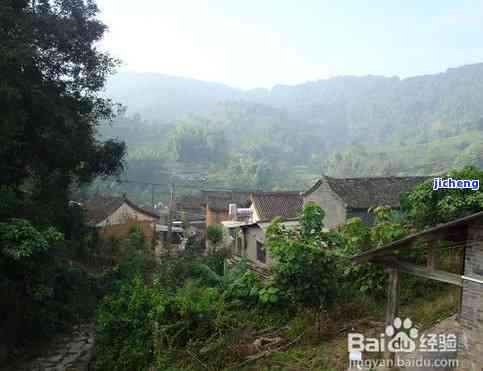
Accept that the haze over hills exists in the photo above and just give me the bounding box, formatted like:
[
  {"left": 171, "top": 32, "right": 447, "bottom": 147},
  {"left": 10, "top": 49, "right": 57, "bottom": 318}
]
[
  {"left": 107, "top": 63, "right": 483, "bottom": 130},
  {"left": 106, "top": 72, "right": 241, "bottom": 121},
  {"left": 97, "top": 63, "right": 483, "bottom": 202}
]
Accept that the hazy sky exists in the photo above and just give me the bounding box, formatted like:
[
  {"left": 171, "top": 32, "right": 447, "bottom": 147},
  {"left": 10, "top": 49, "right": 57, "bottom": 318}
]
[{"left": 97, "top": 0, "right": 483, "bottom": 89}]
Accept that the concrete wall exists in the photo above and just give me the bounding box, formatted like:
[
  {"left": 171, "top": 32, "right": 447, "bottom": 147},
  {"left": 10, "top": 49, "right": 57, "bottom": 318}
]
[
  {"left": 244, "top": 225, "right": 273, "bottom": 266},
  {"left": 303, "top": 180, "right": 347, "bottom": 228},
  {"left": 458, "top": 221, "right": 483, "bottom": 370},
  {"left": 97, "top": 202, "right": 156, "bottom": 227}
]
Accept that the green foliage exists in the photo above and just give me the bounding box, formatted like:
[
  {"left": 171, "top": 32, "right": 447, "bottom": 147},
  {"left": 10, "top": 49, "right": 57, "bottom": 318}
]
[
  {"left": 403, "top": 165, "right": 483, "bottom": 227},
  {"left": 206, "top": 224, "right": 224, "bottom": 245},
  {"left": 1, "top": 0, "right": 125, "bottom": 227},
  {"left": 95, "top": 276, "right": 226, "bottom": 371},
  {"left": 258, "top": 285, "right": 280, "bottom": 305},
  {"left": 337, "top": 207, "right": 410, "bottom": 298},
  {"left": 95, "top": 277, "right": 162, "bottom": 371},
  {"left": 338, "top": 218, "right": 387, "bottom": 297},
  {"left": 0, "top": 219, "right": 63, "bottom": 261},
  {"left": 266, "top": 205, "right": 340, "bottom": 312},
  {"left": 0, "top": 215, "right": 98, "bottom": 344},
  {"left": 299, "top": 202, "right": 325, "bottom": 239},
  {"left": 369, "top": 206, "right": 409, "bottom": 247},
  {"left": 96, "top": 65, "right": 483, "bottom": 203},
  {"left": 195, "top": 258, "right": 261, "bottom": 304}
]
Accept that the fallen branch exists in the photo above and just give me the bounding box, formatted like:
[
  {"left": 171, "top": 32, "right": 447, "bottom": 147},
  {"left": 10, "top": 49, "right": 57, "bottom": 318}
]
[
  {"left": 186, "top": 349, "right": 208, "bottom": 370},
  {"left": 227, "top": 332, "right": 304, "bottom": 370}
]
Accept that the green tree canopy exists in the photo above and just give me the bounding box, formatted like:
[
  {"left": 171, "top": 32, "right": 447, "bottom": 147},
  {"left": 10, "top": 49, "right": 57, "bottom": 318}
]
[
  {"left": 0, "top": 0, "right": 125, "bottom": 222},
  {"left": 402, "top": 166, "right": 483, "bottom": 228}
]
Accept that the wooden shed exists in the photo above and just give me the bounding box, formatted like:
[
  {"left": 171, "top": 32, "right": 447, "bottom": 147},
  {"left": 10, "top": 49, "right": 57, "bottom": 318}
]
[{"left": 353, "top": 211, "right": 483, "bottom": 370}]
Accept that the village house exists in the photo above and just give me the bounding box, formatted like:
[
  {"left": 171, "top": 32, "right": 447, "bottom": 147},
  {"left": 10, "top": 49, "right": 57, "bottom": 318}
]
[
  {"left": 203, "top": 190, "right": 254, "bottom": 225},
  {"left": 352, "top": 211, "right": 483, "bottom": 370},
  {"left": 154, "top": 224, "right": 185, "bottom": 256},
  {"left": 222, "top": 191, "right": 303, "bottom": 271},
  {"left": 84, "top": 194, "right": 166, "bottom": 246},
  {"left": 303, "top": 176, "right": 428, "bottom": 228}
]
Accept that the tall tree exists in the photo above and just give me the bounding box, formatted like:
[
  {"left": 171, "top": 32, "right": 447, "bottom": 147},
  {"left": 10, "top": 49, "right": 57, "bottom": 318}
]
[{"left": 0, "top": 0, "right": 125, "bottom": 223}]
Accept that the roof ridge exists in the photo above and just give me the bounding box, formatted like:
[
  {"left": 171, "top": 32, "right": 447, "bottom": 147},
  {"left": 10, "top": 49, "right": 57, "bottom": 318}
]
[{"left": 326, "top": 175, "right": 428, "bottom": 180}]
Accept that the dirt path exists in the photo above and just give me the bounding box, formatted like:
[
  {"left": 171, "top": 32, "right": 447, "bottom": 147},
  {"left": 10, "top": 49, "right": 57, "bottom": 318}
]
[{"left": 3, "top": 323, "right": 95, "bottom": 371}]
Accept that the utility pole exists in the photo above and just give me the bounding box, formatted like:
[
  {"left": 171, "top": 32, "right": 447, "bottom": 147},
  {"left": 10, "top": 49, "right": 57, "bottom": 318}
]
[
  {"left": 167, "top": 179, "right": 175, "bottom": 255},
  {"left": 151, "top": 185, "right": 154, "bottom": 208}
]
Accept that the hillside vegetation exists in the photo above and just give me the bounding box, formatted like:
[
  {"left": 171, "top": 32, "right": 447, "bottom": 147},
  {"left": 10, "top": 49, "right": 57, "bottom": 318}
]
[{"left": 96, "top": 65, "right": 483, "bottom": 202}]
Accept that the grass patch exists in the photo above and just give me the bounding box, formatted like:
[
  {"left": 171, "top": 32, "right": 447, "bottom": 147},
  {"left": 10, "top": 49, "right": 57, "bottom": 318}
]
[{"left": 246, "top": 284, "right": 459, "bottom": 371}]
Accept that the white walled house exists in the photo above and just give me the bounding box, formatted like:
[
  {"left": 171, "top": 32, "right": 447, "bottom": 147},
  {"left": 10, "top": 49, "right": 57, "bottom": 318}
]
[
  {"left": 222, "top": 192, "right": 303, "bottom": 270},
  {"left": 303, "top": 176, "right": 428, "bottom": 228}
]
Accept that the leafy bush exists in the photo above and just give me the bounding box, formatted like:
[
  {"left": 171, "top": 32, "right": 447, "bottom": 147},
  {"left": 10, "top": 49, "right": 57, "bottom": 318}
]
[
  {"left": 95, "top": 276, "right": 226, "bottom": 371},
  {"left": 402, "top": 165, "right": 483, "bottom": 228},
  {"left": 337, "top": 206, "right": 410, "bottom": 298},
  {"left": 206, "top": 224, "right": 223, "bottom": 245},
  {"left": 95, "top": 277, "right": 162, "bottom": 371},
  {"left": 0, "top": 218, "right": 63, "bottom": 261},
  {"left": 0, "top": 216, "right": 99, "bottom": 350},
  {"left": 195, "top": 257, "right": 262, "bottom": 305},
  {"left": 267, "top": 205, "right": 341, "bottom": 315}
]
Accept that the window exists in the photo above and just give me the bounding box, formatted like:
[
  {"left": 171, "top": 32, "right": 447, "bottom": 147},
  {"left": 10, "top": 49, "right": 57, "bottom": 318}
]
[{"left": 256, "top": 240, "right": 266, "bottom": 263}]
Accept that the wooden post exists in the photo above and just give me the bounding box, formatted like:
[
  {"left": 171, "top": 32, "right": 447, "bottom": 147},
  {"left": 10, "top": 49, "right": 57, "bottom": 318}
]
[
  {"left": 426, "top": 239, "right": 439, "bottom": 272},
  {"left": 384, "top": 265, "right": 400, "bottom": 362}
]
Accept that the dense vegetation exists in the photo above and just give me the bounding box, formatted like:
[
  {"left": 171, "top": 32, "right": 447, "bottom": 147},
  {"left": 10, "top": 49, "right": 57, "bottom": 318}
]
[
  {"left": 2, "top": 1, "right": 483, "bottom": 370},
  {"left": 0, "top": 0, "right": 125, "bottom": 361},
  {"left": 94, "top": 66, "right": 483, "bottom": 204},
  {"left": 95, "top": 186, "right": 474, "bottom": 370}
]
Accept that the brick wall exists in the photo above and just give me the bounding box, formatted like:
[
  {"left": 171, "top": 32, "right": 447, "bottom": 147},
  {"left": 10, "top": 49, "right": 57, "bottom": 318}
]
[{"left": 458, "top": 221, "right": 483, "bottom": 370}]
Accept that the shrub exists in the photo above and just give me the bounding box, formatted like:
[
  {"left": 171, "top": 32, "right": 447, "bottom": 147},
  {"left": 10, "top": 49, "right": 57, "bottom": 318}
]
[
  {"left": 95, "top": 277, "right": 162, "bottom": 371},
  {"left": 402, "top": 165, "right": 483, "bottom": 228},
  {"left": 95, "top": 277, "right": 226, "bottom": 371},
  {"left": 0, "top": 217, "right": 99, "bottom": 350},
  {"left": 206, "top": 224, "right": 223, "bottom": 245},
  {"left": 267, "top": 205, "right": 341, "bottom": 318}
]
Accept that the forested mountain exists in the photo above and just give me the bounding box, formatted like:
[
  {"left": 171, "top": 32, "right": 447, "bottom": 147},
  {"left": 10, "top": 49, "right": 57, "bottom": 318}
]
[
  {"left": 106, "top": 72, "right": 241, "bottom": 121},
  {"left": 97, "top": 64, "right": 483, "bottom": 203}
]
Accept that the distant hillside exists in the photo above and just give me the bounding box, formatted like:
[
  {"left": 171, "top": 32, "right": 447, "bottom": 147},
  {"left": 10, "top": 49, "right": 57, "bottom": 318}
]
[
  {"left": 96, "top": 64, "right": 483, "bottom": 203},
  {"left": 105, "top": 72, "right": 241, "bottom": 121},
  {"left": 106, "top": 64, "right": 483, "bottom": 148}
]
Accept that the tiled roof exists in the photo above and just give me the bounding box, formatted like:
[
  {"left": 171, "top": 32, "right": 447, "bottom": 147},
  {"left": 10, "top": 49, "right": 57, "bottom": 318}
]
[
  {"left": 83, "top": 194, "right": 159, "bottom": 225},
  {"left": 304, "top": 176, "right": 428, "bottom": 209},
  {"left": 251, "top": 192, "right": 303, "bottom": 222}
]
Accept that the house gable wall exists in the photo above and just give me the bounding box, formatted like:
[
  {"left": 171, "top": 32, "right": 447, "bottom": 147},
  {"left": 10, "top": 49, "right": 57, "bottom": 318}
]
[
  {"left": 303, "top": 180, "right": 347, "bottom": 228},
  {"left": 97, "top": 202, "right": 156, "bottom": 227}
]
